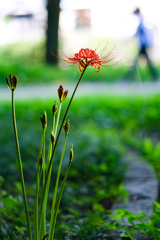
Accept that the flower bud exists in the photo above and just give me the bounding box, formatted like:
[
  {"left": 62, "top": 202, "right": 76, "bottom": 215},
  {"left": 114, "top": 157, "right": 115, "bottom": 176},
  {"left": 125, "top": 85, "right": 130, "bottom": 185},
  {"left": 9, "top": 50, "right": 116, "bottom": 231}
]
[
  {"left": 63, "top": 120, "right": 69, "bottom": 135},
  {"left": 6, "top": 74, "right": 18, "bottom": 91},
  {"left": 52, "top": 101, "right": 58, "bottom": 115},
  {"left": 70, "top": 144, "right": 73, "bottom": 162},
  {"left": 58, "top": 85, "right": 68, "bottom": 103},
  {"left": 40, "top": 111, "right": 47, "bottom": 130}
]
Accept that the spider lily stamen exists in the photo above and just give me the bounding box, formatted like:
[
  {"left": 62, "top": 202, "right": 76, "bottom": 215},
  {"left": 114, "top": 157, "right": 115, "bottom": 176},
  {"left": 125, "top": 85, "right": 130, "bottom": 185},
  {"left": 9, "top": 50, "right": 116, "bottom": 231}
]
[{"left": 52, "top": 45, "right": 120, "bottom": 73}]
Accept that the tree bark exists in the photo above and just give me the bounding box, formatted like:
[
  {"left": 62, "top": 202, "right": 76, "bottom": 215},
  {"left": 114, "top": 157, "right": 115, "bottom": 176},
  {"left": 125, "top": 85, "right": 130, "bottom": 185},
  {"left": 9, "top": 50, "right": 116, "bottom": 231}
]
[{"left": 46, "top": 0, "right": 60, "bottom": 64}]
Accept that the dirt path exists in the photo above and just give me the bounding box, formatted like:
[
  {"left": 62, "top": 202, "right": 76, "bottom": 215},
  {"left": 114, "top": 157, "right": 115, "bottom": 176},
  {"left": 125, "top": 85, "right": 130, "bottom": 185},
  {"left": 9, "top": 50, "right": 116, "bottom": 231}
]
[{"left": 1, "top": 81, "right": 160, "bottom": 100}]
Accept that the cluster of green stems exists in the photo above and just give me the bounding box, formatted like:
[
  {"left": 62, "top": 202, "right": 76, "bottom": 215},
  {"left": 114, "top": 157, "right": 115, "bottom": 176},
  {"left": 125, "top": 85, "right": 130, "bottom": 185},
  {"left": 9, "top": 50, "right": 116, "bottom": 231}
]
[{"left": 7, "top": 67, "right": 87, "bottom": 240}]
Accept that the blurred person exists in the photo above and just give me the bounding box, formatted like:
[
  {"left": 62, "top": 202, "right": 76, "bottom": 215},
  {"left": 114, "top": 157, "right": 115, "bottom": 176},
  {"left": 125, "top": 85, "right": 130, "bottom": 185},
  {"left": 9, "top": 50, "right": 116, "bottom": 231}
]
[{"left": 127, "top": 8, "right": 159, "bottom": 81}]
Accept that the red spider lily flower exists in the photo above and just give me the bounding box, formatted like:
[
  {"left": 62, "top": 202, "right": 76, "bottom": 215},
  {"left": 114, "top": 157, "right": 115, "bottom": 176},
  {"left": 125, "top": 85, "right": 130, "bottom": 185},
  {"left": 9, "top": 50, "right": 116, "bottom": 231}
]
[{"left": 53, "top": 45, "right": 120, "bottom": 73}]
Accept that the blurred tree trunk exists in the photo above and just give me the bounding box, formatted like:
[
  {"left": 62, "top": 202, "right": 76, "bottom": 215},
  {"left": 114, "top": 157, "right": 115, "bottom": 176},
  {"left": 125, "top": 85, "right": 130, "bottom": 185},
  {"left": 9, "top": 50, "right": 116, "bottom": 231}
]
[{"left": 46, "top": 0, "right": 60, "bottom": 64}]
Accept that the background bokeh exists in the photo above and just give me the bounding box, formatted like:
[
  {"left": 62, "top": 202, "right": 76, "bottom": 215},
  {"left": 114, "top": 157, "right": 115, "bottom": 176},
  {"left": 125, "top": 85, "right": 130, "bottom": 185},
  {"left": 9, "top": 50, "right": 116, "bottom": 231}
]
[{"left": 1, "top": 0, "right": 160, "bottom": 66}]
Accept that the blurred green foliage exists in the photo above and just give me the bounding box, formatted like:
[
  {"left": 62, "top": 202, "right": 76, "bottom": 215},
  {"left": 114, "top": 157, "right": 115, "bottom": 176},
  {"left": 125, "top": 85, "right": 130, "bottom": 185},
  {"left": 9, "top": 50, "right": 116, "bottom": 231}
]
[
  {"left": 109, "top": 200, "right": 160, "bottom": 240},
  {"left": 0, "top": 95, "right": 127, "bottom": 239},
  {"left": 0, "top": 93, "right": 160, "bottom": 239}
]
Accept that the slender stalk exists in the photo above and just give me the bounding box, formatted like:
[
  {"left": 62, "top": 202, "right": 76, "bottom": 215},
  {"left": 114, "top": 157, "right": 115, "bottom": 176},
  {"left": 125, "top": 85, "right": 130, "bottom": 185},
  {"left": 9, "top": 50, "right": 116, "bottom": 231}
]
[
  {"left": 47, "top": 114, "right": 55, "bottom": 165},
  {"left": 46, "top": 102, "right": 62, "bottom": 182},
  {"left": 46, "top": 102, "right": 62, "bottom": 183},
  {"left": 47, "top": 67, "right": 87, "bottom": 180},
  {"left": 33, "top": 135, "right": 44, "bottom": 240},
  {"left": 38, "top": 67, "right": 87, "bottom": 231},
  {"left": 34, "top": 129, "right": 44, "bottom": 240},
  {"left": 42, "top": 130, "right": 46, "bottom": 238},
  {"left": 55, "top": 67, "right": 87, "bottom": 146},
  {"left": 34, "top": 169, "right": 40, "bottom": 240},
  {"left": 54, "top": 102, "right": 62, "bottom": 137},
  {"left": 33, "top": 124, "right": 45, "bottom": 240},
  {"left": 49, "top": 158, "right": 72, "bottom": 240},
  {"left": 39, "top": 103, "right": 62, "bottom": 239},
  {"left": 11, "top": 90, "right": 32, "bottom": 240},
  {"left": 48, "top": 134, "right": 68, "bottom": 240}
]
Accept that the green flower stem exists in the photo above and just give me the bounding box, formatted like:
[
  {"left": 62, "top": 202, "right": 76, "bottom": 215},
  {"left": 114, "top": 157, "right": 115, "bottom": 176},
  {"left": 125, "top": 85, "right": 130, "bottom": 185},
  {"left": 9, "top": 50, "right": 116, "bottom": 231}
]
[
  {"left": 36, "top": 129, "right": 47, "bottom": 240},
  {"left": 33, "top": 139, "right": 44, "bottom": 240},
  {"left": 33, "top": 129, "right": 45, "bottom": 240},
  {"left": 52, "top": 113, "right": 56, "bottom": 133},
  {"left": 46, "top": 102, "right": 62, "bottom": 188},
  {"left": 54, "top": 102, "right": 62, "bottom": 137},
  {"left": 39, "top": 103, "right": 62, "bottom": 239},
  {"left": 49, "top": 157, "right": 72, "bottom": 240},
  {"left": 34, "top": 129, "right": 44, "bottom": 240},
  {"left": 42, "top": 130, "right": 46, "bottom": 239},
  {"left": 48, "top": 134, "right": 68, "bottom": 240},
  {"left": 38, "top": 113, "right": 54, "bottom": 238},
  {"left": 47, "top": 102, "right": 62, "bottom": 178},
  {"left": 47, "top": 101, "right": 61, "bottom": 168},
  {"left": 56, "top": 67, "right": 87, "bottom": 143},
  {"left": 11, "top": 90, "right": 32, "bottom": 240},
  {"left": 43, "top": 131, "right": 46, "bottom": 184},
  {"left": 38, "top": 67, "right": 87, "bottom": 232},
  {"left": 47, "top": 114, "right": 55, "bottom": 165}
]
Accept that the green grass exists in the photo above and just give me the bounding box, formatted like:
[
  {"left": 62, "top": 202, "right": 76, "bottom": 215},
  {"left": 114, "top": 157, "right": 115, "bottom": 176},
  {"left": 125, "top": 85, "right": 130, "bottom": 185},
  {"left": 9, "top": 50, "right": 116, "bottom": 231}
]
[{"left": 0, "top": 41, "right": 159, "bottom": 86}]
